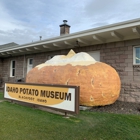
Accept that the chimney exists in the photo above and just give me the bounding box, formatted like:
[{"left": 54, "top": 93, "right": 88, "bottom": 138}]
[{"left": 59, "top": 20, "right": 70, "bottom": 35}]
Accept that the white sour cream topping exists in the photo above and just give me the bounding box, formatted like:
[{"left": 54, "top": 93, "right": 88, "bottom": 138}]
[{"left": 36, "top": 50, "right": 97, "bottom": 69}]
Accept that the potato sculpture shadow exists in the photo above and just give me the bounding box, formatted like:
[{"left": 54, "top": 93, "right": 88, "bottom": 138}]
[{"left": 26, "top": 50, "right": 121, "bottom": 106}]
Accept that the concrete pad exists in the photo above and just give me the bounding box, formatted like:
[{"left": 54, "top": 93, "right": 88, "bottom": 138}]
[{"left": 79, "top": 106, "right": 92, "bottom": 111}]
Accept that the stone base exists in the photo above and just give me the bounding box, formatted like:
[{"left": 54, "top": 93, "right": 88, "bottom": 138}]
[{"left": 79, "top": 106, "right": 92, "bottom": 111}]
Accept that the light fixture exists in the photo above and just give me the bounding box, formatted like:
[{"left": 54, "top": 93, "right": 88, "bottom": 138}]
[{"left": 74, "top": 40, "right": 80, "bottom": 47}]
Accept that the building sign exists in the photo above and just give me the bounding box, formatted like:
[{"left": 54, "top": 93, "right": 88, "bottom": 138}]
[{"left": 4, "top": 83, "right": 79, "bottom": 114}]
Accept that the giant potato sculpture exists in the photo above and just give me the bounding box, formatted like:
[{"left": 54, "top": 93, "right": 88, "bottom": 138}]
[{"left": 26, "top": 50, "right": 121, "bottom": 106}]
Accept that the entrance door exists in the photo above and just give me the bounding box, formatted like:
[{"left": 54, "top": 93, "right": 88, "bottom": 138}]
[{"left": 27, "top": 58, "right": 33, "bottom": 73}]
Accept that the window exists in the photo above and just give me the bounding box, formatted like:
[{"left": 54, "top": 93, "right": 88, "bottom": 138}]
[
  {"left": 10, "top": 60, "right": 16, "bottom": 77},
  {"left": 87, "top": 51, "right": 100, "bottom": 61},
  {"left": 27, "top": 58, "right": 33, "bottom": 73},
  {"left": 133, "top": 47, "right": 140, "bottom": 64}
]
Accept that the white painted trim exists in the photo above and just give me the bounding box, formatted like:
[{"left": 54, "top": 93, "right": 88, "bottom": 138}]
[
  {"left": 133, "top": 46, "right": 140, "bottom": 65},
  {"left": 1, "top": 18, "right": 140, "bottom": 55},
  {"left": 10, "top": 60, "right": 16, "bottom": 77}
]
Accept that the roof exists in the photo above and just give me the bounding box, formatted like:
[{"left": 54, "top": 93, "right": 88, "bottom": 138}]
[
  {"left": 1, "top": 18, "right": 140, "bottom": 57},
  {"left": 0, "top": 42, "right": 18, "bottom": 49}
]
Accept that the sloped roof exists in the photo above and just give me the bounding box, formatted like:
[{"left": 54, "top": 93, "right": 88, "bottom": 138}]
[
  {"left": 0, "top": 42, "right": 18, "bottom": 50},
  {"left": 1, "top": 18, "right": 140, "bottom": 57}
]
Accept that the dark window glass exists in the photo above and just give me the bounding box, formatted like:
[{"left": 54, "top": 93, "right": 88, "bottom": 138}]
[
  {"left": 11, "top": 60, "right": 15, "bottom": 76},
  {"left": 29, "top": 59, "right": 33, "bottom": 65},
  {"left": 12, "top": 61, "right": 15, "bottom": 68},
  {"left": 12, "top": 69, "right": 15, "bottom": 76}
]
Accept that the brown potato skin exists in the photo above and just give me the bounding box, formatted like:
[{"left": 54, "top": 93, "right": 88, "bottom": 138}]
[{"left": 26, "top": 62, "right": 121, "bottom": 106}]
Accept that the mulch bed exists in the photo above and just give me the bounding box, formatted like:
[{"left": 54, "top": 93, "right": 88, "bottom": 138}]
[{"left": 90, "top": 100, "right": 140, "bottom": 115}]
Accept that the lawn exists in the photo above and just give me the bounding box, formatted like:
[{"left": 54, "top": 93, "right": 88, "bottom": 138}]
[
  {"left": 0, "top": 92, "right": 4, "bottom": 100},
  {"left": 0, "top": 101, "right": 140, "bottom": 140}
]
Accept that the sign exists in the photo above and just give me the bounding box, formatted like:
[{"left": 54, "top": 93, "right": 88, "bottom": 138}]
[{"left": 4, "top": 83, "right": 79, "bottom": 114}]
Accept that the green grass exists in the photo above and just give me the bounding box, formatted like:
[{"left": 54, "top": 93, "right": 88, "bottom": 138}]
[
  {"left": 0, "top": 92, "right": 4, "bottom": 100},
  {"left": 0, "top": 101, "right": 140, "bottom": 140}
]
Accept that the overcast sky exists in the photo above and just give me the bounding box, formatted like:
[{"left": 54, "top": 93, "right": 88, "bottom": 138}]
[{"left": 1, "top": 0, "right": 140, "bottom": 45}]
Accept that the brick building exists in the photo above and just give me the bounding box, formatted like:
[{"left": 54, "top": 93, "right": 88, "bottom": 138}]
[{"left": 0, "top": 19, "right": 140, "bottom": 103}]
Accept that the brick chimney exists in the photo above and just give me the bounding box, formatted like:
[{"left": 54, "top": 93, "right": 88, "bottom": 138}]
[{"left": 59, "top": 20, "right": 70, "bottom": 35}]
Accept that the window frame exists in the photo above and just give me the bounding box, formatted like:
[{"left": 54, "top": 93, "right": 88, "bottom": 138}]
[
  {"left": 133, "top": 46, "right": 140, "bottom": 65},
  {"left": 10, "top": 60, "right": 16, "bottom": 77}
]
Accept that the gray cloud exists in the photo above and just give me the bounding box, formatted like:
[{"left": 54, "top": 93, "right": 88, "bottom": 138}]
[
  {"left": 84, "top": 0, "right": 140, "bottom": 25},
  {"left": 1, "top": 0, "right": 140, "bottom": 45}
]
